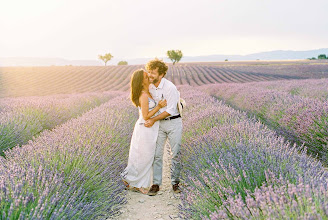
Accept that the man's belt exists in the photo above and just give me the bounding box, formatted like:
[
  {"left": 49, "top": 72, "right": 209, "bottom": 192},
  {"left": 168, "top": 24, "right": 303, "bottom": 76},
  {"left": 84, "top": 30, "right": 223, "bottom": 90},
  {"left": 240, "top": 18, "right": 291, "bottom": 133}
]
[{"left": 162, "top": 114, "right": 181, "bottom": 121}]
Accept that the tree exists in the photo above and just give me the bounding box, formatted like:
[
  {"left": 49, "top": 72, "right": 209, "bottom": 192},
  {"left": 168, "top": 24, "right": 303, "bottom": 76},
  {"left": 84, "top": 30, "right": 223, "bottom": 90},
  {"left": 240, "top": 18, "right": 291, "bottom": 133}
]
[
  {"left": 118, "top": 61, "right": 128, "bottom": 65},
  {"left": 98, "top": 53, "right": 113, "bottom": 66},
  {"left": 167, "top": 50, "right": 183, "bottom": 65},
  {"left": 318, "top": 54, "right": 327, "bottom": 59},
  {"left": 225, "top": 59, "right": 228, "bottom": 61}
]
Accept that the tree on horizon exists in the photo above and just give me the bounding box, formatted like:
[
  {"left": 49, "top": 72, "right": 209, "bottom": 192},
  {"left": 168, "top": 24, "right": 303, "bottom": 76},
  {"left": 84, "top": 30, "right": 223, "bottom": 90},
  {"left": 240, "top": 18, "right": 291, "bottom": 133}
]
[
  {"left": 98, "top": 53, "right": 113, "bottom": 66},
  {"left": 118, "top": 61, "right": 128, "bottom": 65},
  {"left": 318, "top": 54, "right": 327, "bottom": 59},
  {"left": 167, "top": 50, "right": 183, "bottom": 65}
]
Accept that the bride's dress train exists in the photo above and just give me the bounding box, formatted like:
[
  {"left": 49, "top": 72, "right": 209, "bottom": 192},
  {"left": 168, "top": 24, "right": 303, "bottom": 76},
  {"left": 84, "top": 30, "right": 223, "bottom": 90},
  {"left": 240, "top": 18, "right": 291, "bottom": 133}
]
[{"left": 122, "top": 98, "right": 159, "bottom": 188}]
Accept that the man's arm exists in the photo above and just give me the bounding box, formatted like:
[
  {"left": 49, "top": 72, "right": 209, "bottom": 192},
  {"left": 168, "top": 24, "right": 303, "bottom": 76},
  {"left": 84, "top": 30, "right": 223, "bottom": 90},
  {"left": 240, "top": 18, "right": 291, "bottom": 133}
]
[
  {"left": 145, "top": 84, "right": 179, "bottom": 127},
  {"left": 144, "top": 111, "right": 170, "bottom": 127}
]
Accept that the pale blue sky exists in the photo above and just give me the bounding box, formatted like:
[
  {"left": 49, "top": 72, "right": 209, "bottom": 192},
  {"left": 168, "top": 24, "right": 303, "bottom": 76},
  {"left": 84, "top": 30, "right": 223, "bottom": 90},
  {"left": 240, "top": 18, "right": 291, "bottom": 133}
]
[{"left": 0, "top": 0, "right": 327, "bottom": 60}]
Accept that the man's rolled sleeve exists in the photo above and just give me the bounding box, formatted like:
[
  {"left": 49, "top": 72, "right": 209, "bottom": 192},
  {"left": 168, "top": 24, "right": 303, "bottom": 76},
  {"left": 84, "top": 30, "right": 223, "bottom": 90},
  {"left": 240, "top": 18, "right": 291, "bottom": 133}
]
[{"left": 164, "top": 86, "right": 179, "bottom": 116}]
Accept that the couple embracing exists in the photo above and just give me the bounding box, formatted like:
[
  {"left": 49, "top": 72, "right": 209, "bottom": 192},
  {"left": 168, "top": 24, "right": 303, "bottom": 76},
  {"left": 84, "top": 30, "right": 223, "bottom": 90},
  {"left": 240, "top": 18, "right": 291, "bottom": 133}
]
[{"left": 121, "top": 58, "right": 183, "bottom": 196}]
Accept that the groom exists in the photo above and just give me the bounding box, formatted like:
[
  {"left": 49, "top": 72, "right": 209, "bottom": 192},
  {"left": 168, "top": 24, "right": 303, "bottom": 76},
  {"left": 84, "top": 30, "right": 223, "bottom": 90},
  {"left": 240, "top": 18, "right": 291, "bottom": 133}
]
[{"left": 144, "top": 58, "right": 182, "bottom": 196}]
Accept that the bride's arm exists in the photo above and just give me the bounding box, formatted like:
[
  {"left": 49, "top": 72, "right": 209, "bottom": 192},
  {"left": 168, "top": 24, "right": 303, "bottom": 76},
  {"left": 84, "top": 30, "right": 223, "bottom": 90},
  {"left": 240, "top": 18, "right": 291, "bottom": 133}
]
[{"left": 140, "top": 93, "right": 166, "bottom": 121}]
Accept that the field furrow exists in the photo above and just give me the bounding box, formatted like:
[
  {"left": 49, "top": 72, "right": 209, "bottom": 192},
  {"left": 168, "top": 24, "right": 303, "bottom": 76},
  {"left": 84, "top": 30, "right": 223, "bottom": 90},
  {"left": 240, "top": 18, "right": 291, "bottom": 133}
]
[
  {"left": 192, "top": 65, "right": 214, "bottom": 84},
  {"left": 186, "top": 66, "right": 204, "bottom": 86}
]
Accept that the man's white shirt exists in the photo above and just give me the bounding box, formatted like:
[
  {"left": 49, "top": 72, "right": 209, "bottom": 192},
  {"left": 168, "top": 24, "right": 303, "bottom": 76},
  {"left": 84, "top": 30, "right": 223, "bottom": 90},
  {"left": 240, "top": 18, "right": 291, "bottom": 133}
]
[{"left": 149, "top": 78, "right": 180, "bottom": 117}]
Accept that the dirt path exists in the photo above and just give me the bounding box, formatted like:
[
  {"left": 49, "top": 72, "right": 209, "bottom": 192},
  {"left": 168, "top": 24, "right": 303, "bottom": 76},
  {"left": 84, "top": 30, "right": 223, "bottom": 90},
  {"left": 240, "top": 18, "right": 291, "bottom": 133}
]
[{"left": 111, "top": 144, "right": 182, "bottom": 220}]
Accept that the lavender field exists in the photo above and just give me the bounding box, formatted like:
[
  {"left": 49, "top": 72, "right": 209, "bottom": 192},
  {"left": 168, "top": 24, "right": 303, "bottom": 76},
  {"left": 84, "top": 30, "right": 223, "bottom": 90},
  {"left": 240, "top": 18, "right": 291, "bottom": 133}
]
[
  {"left": 1, "top": 60, "right": 328, "bottom": 97},
  {"left": 0, "top": 91, "right": 124, "bottom": 155},
  {"left": 201, "top": 78, "right": 328, "bottom": 164},
  {"left": 179, "top": 86, "right": 328, "bottom": 219},
  {"left": 1, "top": 61, "right": 328, "bottom": 219},
  {"left": 0, "top": 94, "right": 137, "bottom": 218}
]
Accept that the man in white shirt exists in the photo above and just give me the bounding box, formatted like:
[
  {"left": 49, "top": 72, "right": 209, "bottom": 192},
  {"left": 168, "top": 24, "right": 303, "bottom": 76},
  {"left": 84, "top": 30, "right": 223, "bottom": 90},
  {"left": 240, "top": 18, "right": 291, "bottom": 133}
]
[{"left": 144, "top": 58, "right": 182, "bottom": 196}]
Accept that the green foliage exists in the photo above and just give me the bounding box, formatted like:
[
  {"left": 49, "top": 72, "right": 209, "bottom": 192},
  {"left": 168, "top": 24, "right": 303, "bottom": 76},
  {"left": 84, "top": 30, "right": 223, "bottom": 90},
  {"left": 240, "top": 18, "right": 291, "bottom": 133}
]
[
  {"left": 225, "top": 59, "right": 228, "bottom": 61},
  {"left": 98, "top": 53, "right": 113, "bottom": 66},
  {"left": 307, "top": 57, "right": 317, "bottom": 60},
  {"left": 167, "top": 50, "right": 183, "bottom": 65},
  {"left": 318, "top": 54, "right": 327, "bottom": 59},
  {"left": 117, "top": 61, "right": 128, "bottom": 65},
  {"left": 289, "top": 88, "right": 300, "bottom": 96}
]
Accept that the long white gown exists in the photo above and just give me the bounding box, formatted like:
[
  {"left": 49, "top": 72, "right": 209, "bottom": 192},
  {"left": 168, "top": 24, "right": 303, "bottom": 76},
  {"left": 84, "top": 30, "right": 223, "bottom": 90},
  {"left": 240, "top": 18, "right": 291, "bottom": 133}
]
[{"left": 122, "top": 98, "right": 159, "bottom": 188}]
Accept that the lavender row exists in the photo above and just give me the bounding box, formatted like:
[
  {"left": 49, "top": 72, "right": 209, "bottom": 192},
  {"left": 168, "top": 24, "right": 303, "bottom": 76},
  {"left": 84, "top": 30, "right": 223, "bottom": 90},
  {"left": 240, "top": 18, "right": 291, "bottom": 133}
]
[
  {"left": 0, "top": 93, "right": 136, "bottom": 219},
  {"left": 0, "top": 92, "right": 122, "bottom": 113},
  {"left": 229, "top": 62, "right": 328, "bottom": 79},
  {"left": 0, "top": 91, "right": 124, "bottom": 155},
  {"left": 200, "top": 82, "right": 328, "bottom": 164},
  {"left": 178, "top": 86, "right": 328, "bottom": 219},
  {"left": 205, "top": 78, "right": 328, "bottom": 101},
  {"left": 258, "top": 78, "right": 328, "bottom": 101}
]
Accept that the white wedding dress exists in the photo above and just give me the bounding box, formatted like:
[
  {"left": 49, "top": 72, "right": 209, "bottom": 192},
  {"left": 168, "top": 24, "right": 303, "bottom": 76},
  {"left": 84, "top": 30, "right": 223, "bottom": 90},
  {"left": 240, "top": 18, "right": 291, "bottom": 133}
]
[{"left": 122, "top": 97, "right": 159, "bottom": 188}]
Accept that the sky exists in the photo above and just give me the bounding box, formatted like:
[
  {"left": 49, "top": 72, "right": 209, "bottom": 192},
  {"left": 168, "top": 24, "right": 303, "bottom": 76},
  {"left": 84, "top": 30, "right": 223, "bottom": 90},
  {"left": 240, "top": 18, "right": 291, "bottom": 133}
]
[{"left": 0, "top": 0, "right": 328, "bottom": 60}]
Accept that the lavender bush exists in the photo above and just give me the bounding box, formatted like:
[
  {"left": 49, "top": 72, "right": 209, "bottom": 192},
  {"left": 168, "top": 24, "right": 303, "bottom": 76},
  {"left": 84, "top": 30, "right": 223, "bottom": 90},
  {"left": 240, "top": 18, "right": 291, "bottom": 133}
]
[
  {"left": 255, "top": 78, "right": 328, "bottom": 101},
  {"left": 0, "top": 93, "right": 137, "bottom": 219},
  {"left": 229, "top": 62, "right": 328, "bottom": 79},
  {"left": 201, "top": 78, "right": 328, "bottom": 101},
  {"left": 0, "top": 91, "right": 123, "bottom": 155},
  {"left": 200, "top": 81, "right": 328, "bottom": 163},
  {"left": 178, "top": 86, "right": 328, "bottom": 219},
  {"left": 207, "top": 176, "right": 328, "bottom": 219}
]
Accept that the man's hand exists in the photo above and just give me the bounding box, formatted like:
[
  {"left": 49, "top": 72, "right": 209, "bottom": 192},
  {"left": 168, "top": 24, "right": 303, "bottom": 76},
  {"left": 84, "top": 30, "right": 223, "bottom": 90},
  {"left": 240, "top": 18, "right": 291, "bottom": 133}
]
[{"left": 145, "top": 119, "right": 155, "bottom": 128}]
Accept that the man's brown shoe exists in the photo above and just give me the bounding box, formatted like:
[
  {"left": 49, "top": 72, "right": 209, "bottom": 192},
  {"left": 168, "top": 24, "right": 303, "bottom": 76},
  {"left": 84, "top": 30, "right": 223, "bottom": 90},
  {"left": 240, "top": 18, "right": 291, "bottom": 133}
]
[
  {"left": 173, "top": 184, "right": 181, "bottom": 193},
  {"left": 147, "top": 184, "right": 159, "bottom": 196}
]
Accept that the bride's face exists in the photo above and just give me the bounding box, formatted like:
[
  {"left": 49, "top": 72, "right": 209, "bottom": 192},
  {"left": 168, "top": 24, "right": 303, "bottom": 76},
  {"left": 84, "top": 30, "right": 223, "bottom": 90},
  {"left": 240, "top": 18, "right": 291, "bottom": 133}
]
[{"left": 142, "top": 71, "right": 150, "bottom": 88}]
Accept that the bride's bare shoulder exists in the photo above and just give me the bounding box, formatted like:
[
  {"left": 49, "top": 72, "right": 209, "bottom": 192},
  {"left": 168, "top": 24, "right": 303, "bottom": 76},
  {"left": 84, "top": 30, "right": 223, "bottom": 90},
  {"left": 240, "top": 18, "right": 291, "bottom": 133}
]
[
  {"left": 139, "top": 92, "right": 149, "bottom": 103},
  {"left": 140, "top": 92, "right": 148, "bottom": 98}
]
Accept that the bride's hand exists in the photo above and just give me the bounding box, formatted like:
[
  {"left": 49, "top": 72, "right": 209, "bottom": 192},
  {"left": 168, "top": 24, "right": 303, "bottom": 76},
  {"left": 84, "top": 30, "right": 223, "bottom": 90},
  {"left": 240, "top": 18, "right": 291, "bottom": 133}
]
[
  {"left": 158, "top": 99, "right": 167, "bottom": 108},
  {"left": 145, "top": 119, "right": 155, "bottom": 127}
]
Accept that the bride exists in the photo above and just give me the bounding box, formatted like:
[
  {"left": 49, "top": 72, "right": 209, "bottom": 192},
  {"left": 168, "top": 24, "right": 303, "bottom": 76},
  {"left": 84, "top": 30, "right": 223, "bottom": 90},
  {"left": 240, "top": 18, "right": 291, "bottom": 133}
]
[{"left": 121, "top": 69, "right": 167, "bottom": 194}]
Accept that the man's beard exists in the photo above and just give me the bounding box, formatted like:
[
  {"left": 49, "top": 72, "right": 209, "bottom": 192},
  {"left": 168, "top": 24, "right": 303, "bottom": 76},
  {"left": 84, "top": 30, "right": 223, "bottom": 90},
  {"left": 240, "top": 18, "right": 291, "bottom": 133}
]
[{"left": 151, "top": 78, "right": 159, "bottom": 84}]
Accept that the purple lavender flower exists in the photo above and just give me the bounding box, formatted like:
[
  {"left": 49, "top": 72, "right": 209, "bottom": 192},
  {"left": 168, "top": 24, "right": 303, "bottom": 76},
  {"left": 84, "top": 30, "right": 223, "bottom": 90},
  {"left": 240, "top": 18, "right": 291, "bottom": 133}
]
[
  {"left": 178, "top": 86, "right": 328, "bottom": 220},
  {"left": 1, "top": 93, "right": 137, "bottom": 219}
]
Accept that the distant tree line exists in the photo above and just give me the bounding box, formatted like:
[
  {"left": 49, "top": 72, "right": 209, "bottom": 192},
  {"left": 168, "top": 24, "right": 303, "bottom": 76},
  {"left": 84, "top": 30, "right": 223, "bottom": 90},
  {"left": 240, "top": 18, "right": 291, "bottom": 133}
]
[{"left": 308, "top": 54, "right": 328, "bottom": 60}]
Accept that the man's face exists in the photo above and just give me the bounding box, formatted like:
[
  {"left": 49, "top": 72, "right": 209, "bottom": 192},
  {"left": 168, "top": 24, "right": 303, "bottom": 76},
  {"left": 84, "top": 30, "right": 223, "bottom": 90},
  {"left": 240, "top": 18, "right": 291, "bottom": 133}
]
[{"left": 148, "top": 67, "right": 162, "bottom": 84}]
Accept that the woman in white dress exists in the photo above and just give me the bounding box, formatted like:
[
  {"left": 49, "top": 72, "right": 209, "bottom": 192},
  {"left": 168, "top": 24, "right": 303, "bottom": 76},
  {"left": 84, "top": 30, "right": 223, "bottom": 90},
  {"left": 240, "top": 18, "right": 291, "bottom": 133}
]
[{"left": 122, "top": 69, "right": 167, "bottom": 194}]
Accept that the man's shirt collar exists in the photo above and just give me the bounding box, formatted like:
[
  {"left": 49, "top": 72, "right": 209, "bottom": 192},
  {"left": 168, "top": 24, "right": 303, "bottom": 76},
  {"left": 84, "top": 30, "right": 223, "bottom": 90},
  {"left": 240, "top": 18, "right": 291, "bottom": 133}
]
[
  {"left": 150, "top": 78, "right": 165, "bottom": 89},
  {"left": 158, "top": 78, "right": 165, "bottom": 89}
]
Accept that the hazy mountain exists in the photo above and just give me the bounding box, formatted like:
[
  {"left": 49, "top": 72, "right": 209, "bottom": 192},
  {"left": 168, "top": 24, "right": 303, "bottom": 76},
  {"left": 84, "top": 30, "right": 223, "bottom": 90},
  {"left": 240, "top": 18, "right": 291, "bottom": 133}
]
[
  {"left": 181, "top": 48, "right": 328, "bottom": 62},
  {"left": 0, "top": 57, "right": 103, "bottom": 66},
  {"left": 1, "top": 48, "right": 327, "bottom": 66}
]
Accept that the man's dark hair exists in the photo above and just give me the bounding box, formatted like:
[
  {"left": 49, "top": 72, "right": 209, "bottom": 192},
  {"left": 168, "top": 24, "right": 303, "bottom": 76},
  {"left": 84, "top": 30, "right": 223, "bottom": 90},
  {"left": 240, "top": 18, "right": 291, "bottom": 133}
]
[{"left": 145, "top": 58, "right": 168, "bottom": 77}]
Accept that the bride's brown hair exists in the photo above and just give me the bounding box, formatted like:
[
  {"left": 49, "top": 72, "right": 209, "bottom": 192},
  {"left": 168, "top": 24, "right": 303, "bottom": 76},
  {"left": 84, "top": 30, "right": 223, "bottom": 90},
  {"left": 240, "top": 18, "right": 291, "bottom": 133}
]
[{"left": 130, "top": 69, "right": 145, "bottom": 107}]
